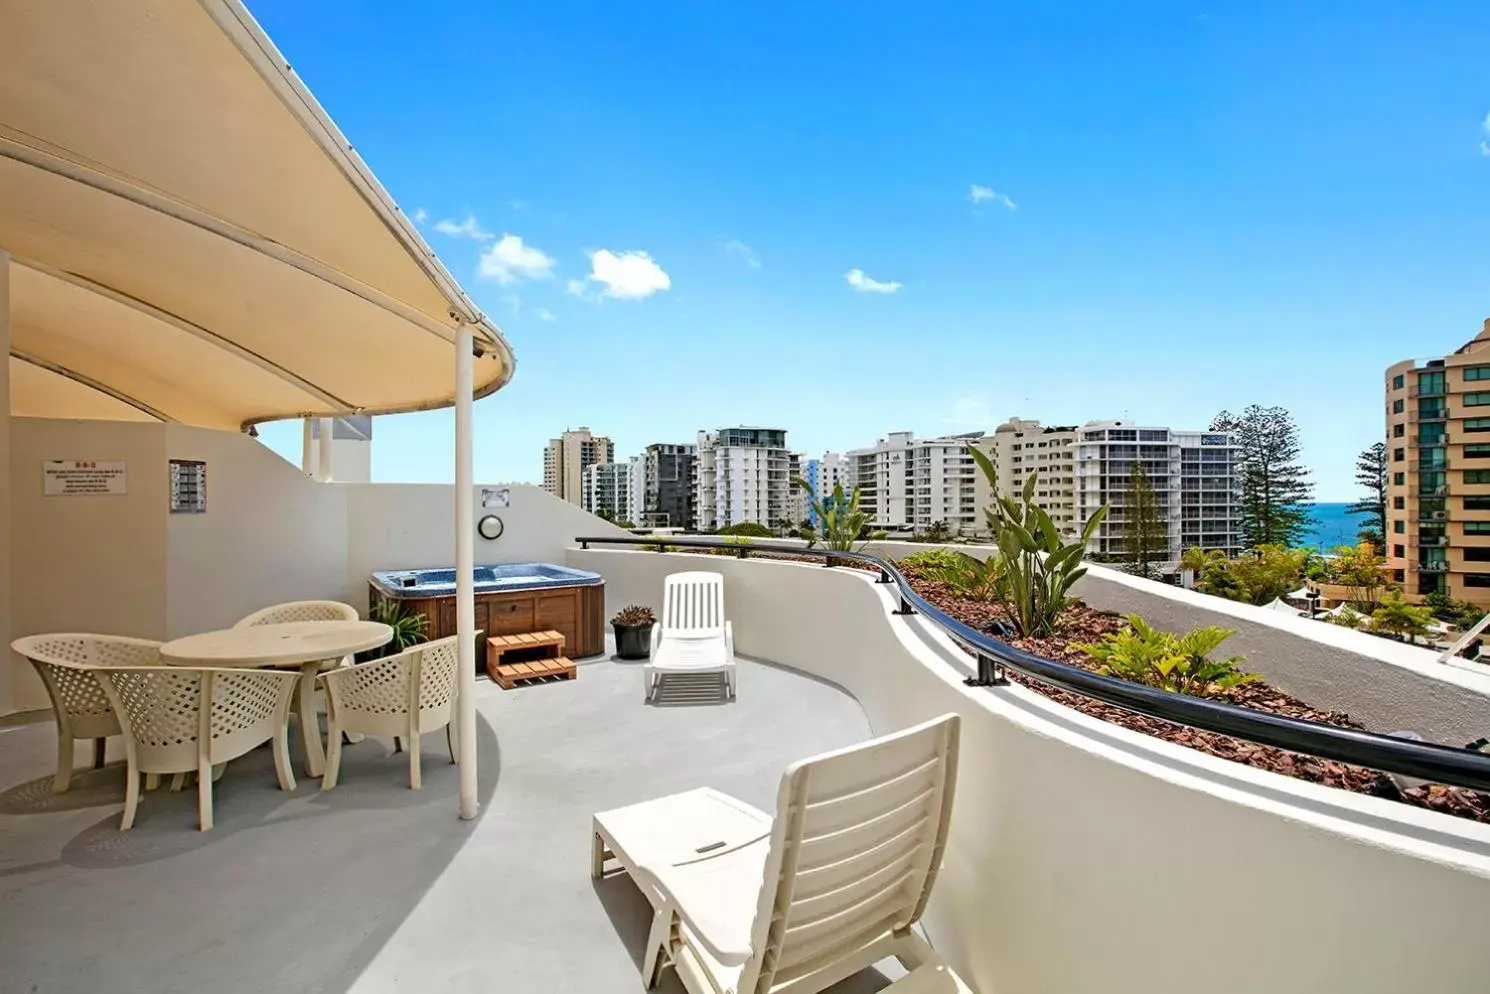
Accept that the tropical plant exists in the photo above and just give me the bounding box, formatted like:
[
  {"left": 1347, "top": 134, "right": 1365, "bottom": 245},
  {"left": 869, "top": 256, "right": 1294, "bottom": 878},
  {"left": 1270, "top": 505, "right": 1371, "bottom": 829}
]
[
  {"left": 1370, "top": 592, "right": 1434, "bottom": 644},
  {"left": 1075, "top": 615, "right": 1258, "bottom": 699},
  {"left": 969, "top": 447, "right": 1108, "bottom": 637},
  {"left": 1124, "top": 462, "right": 1166, "bottom": 579},
  {"left": 611, "top": 605, "right": 656, "bottom": 628},
  {"left": 1321, "top": 542, "right": 1390, "bottom": 608},
  {"left": 368, "top": 599, "right": 429, "bottom": 658},
  {"left": 1346, "top": 441, "right": 1388, "bottom": 546},
  {"left": 1211, "top": 406, "right": 1315, "bottom": 548},
  {"left": 1331, "top": 605, "right": 1365, "bottom": 629},
  {"left": 898, "top": 548, "right": 966, "bottom": 572},
  {"left": 1196, "top": 544, "right": 1309, "bottom": 606},
  {"left": 1423, "top": 592, "right": 1485, "bottom": 631},
  {"left": 792, "top": 477, "right": 869, "bottom": 552},
  {"left": 1179, "top": 546, "right": 1226, "bottom": 575},
  {"left": 916, "top": 520, "right": 953, "bottom": 544},
  {"left": 923, "top": 551, "right": 1004, "bottom": 602}
]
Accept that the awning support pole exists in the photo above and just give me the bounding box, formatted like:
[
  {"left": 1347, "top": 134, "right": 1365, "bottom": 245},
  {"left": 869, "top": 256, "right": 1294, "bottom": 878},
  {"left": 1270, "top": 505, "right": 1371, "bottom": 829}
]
[
  {"left": 455, "top": 323, "right": 479, "bottom": 820},
  {"left": 301, "top": 418, "right": 313, "bottom": 475},
  {"left": 316, "top": 419, "right": 333, "bottom": 482}
]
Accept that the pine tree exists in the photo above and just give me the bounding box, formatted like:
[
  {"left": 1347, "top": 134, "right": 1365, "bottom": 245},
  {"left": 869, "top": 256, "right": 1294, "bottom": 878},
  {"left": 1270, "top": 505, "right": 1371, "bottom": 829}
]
[
  {"left": 1211, "top": 405, "right": 1315, "bottom": 548},
  {"left": 1346, "top": 441, "right": 1387, "bottom": 545},
  {"left": 1124, "top": 461, "right": 1166, "bottom": 578}
]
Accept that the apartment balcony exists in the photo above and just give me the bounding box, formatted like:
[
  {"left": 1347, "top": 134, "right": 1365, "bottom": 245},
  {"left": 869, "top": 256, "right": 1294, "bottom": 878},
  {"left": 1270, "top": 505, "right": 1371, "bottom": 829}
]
[
  {"left": 1410, "top": 385, "right": 1448, "bottom": 398},
  {"left": 1413, "top": 561, "right": 1451, "bottom": 572},
  {"left": 1410, "top": 409, "right": 1449, "bottom": 423},
  {"left": 1414, "top": 535, "right": 1450, "bottom": 547}
]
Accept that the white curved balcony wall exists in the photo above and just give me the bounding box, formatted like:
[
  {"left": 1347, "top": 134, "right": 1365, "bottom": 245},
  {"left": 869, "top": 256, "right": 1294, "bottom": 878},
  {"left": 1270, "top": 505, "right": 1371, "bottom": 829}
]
[{"left": 567, "top": 547, "right": 1490, "bottom": 994}]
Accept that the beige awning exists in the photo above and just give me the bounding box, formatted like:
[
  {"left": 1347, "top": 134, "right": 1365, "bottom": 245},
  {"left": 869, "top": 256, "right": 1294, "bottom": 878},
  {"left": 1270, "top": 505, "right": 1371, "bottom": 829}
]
[{"left": 0, "top": 0, "right": 514, "bottom": 430}]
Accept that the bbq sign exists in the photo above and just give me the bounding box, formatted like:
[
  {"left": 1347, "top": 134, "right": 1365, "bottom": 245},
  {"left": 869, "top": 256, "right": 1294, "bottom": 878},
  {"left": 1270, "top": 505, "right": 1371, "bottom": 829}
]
[{"left": 43, "top": 460, "right": 127, "bottom": 496}]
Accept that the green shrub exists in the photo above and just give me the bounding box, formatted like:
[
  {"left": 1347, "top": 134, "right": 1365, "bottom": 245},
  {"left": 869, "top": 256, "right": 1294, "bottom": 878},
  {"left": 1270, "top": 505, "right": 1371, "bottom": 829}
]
[
  {"left": 1371, "top": 591, "right": 1434, "bottom": 644},
  {"left": 718, "top": 521, "right": 773, "bottom": 538},
  {"left": 924, "top": 551, "right": 1003, "bottom": 602},
  {"left": 1075, "top": 615, "right": 1258, "bottom": 698},
  {"left": 898, "top": 548, "right": 965, "bottom": 572}
]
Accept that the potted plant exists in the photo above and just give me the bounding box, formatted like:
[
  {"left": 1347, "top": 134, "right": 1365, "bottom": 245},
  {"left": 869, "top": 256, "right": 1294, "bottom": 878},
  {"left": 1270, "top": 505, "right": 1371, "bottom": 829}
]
[
  {"left": 360, "top": 599, "right": 429, "bottom": 661},
  {"left": 611, "top": 605, "right": 656, "bottom": 660}
]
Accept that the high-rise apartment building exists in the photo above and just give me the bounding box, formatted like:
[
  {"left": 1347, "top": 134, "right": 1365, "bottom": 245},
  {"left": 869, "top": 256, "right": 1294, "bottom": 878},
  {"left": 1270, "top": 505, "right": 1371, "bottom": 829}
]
[
  {"left": 1075, "top": 421, "right": 1243, "bottom": 563},
  {"left": 849, "top": 432, "right": 982, "bottom": 535},
  {"left": 627, "top": 455, "right": 646, "bottom": 528},
  {"left": 542, "top": 427, "right": 613, "bottom": 506},
  {"left": 1384, "top": 319, "right": 1490, "bottom": 604},
  {"left": 974, "top": 418, "right": 1079, "bottom": 536},
  {"left": 802, "top": 452, "right": 851, "bottom": 527},
  {"left": 641, "top": 443, "right": 698, "bottom": 529},
  {"left": 580, "top": 461, "right": 632, "bottom": 522},
  {"left": 695, "top": 428, "right": 793, "bottom": 530}
]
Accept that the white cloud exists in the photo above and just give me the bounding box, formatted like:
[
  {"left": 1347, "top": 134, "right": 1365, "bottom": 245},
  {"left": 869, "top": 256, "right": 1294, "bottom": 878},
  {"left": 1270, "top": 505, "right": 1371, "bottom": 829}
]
[
  {"left": 845, "top": 268, "right": 902, "bottom": 294},
  {"left": 434, "top": 214, "right": 494, "bottom": 241},
  {"left": 724, "top": 239, "right": 762, "bottom": 268},
  {"left": 1482, "top": 140, "right": 1490, "bottom": 158},
  {"left": 537, "top": 308, "right": 556, "bottom": 323},
  {"left": 477, "top": 234, "right": 556, "bottom": 285},
  {"left": 970, "top": 184, "right": 1017, "bottom": 210},
  {"left": 411, "top": 207, "right": 428, "bottom": 224},
  {"left": 587, "top": 249, "right": 671, "bottom": 300},
  {"left": 1481, "top": 113, "right": 1490, "bottom": 156},
  {"left": 565, "top": 278, "right": 588, "bottom": 297}
]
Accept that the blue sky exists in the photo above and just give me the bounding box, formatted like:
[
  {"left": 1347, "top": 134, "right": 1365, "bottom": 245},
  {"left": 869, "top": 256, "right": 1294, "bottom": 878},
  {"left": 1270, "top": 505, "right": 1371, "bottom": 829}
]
[{"left": 250, "top": 1, "right": 1490, "bottom": 502}]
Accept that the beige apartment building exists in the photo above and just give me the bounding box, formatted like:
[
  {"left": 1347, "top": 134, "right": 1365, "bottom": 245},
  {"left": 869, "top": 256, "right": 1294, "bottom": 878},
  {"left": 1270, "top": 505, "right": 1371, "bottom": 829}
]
[
  {"left": 542, "top": 427, "right": 614, "bottom": 506},
  {"left": 973, "top": 418, "right": 1080, "bottom": 537},
  {"left": 1385, "top": 319, "right": 1490, "bottom": 606}
]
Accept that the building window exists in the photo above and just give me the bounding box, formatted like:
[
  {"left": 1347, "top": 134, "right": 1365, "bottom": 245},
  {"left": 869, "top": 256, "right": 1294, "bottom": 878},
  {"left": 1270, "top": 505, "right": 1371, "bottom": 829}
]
[
  {"left": 1393, "top": 447, "right": 1404, "bottom": 462},
  {"left": 1393, "top": 520, "right": 1405, "bottom": 534},
  {"left": 1467, "top": 522, "right": 1490, "bottom": 535},
  {"left": 1393, "top": 423, "right": 1404, "bottom": 438},
  {"left": 1393, "top": 373, "right": 1406, "bottom": 390},
  {"left": 1465, "top": 393, "right": 1490, "bottom": 407},
  {"left": 1465, "top": 548, "right": 1490, "bottom": 562},
  {"left": 1468, "top": 445, "right": 1490, "bottom": 459},
  {"left": 1393, "top": 543, "right": 1405, "bottom": 557},
  {"left": 1464, "top": 574, "right": 1490, "bottom": 588},
  {"left": 1466, "top": 366, "right": 1490, "bottom": 381},
  {"left": 1418, "top": 372, "right": 1447, "bottom": 395},
  {"left": 1392, "top": 399, "right": 1405, "bottom": 414},
  {"left": 1393, "top": 472, "right": 1405, "bottom": 485},
  {"left": 1466, "top": 418, "right": 1490, "bottom": 433},
  {"left": 1394, "top": 495, "right": 1405, "bottom": 509},
  {"left": 1465, "top": 496, "right": 1490, "bottom": 510},
  {"left": 1466, "top": 470, "right": 1490, "bottom": 484}
]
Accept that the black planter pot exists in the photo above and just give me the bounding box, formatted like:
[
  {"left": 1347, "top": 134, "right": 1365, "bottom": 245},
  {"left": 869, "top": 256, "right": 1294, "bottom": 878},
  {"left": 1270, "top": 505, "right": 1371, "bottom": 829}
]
[{"left": 613, "top": 624, "right": 651, "bottom": 660}]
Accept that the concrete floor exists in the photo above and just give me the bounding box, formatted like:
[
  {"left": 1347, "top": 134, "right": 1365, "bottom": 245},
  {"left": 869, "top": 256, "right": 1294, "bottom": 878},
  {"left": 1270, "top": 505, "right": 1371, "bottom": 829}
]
[{"left": 0, "top": 649, "right": 888, "bottom": 994}]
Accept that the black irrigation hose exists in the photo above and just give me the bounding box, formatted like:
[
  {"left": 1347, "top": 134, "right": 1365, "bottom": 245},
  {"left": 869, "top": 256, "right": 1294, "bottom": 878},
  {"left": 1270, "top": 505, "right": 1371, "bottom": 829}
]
[{"left": 574, "top": 535, "right": 1490, "bottom": 794}]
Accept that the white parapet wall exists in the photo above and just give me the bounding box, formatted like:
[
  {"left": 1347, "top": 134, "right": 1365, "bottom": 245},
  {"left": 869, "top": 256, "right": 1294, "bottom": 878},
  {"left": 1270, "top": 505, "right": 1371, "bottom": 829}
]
[{"left": 567, "top": 547, "right": 1490, "bottom": 994}]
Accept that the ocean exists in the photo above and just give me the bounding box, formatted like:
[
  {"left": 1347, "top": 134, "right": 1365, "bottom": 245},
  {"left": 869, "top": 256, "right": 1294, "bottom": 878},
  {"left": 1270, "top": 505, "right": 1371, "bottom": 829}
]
[{"left": 1299, "top": 502, "right": 1364, "bottom": 552}]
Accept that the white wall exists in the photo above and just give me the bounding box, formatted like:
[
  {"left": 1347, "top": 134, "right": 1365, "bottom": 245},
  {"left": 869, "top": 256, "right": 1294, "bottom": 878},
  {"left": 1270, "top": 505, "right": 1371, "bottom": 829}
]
[
  {"left": 0, "top": 256, "right": 11, "bottom": 713},
  {"left": 342, "top": 482, "right": 629, "bottom": 613},
  {"left": 566, "top": 548, "right": 1490, "bottom": 994},
  {"left": 164, "top": 425, "right": 347, "bottom": 637},
  {"left": 9, "top": 418, "right": 169, "bottom": 710}
]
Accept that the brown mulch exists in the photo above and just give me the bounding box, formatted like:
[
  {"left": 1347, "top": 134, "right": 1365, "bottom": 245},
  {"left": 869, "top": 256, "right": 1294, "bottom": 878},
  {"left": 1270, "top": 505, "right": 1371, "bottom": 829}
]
[{"left": 899, "top": 567, "right": 1490, "bottom": 825}]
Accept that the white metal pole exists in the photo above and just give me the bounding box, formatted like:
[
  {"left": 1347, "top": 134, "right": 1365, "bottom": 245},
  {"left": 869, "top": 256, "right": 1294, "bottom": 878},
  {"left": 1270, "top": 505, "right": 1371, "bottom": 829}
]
[
  {"left": 301, "top": 418, "right": 313, "bottom": 475},
  {"left": 455, "top": 324, "right": 479, "bottom": 819},
  {"left": 317, "top": 418, "right": 334, "bottom": 482}
]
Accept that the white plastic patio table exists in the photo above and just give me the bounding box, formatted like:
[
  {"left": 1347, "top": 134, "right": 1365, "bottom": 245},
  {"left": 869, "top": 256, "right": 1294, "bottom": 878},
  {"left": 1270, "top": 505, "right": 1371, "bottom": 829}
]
[{"left": 160, "top": 621, "right": 393, "bottom": 778}]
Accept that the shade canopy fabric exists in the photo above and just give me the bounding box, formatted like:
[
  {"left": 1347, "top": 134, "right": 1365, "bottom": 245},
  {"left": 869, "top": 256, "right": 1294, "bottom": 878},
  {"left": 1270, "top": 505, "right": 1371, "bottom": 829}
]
[
  {"left": 1263, "top": 598, "right": 1302, "bottom": 615},
  {"left": 0, "top": 0, "right": 514, "bottom": 430}
]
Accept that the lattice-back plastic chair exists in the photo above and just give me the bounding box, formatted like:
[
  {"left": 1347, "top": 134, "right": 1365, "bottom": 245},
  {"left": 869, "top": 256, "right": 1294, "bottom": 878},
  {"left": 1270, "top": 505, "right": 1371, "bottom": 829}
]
[
  {"left": 646, "top": 571, "right": 736, "bottom": 702},
  {"left": 94, "top": 666, "right": 300, "bottom": 831},
  {"left": 11, "top": 634, "right": 162, "bottom": 793},
  {"left": 318, "top": 635, "right": 460, "bottom": 791},
  {"left": 233, "top": 600, "right": 359, "bottom": 628}
]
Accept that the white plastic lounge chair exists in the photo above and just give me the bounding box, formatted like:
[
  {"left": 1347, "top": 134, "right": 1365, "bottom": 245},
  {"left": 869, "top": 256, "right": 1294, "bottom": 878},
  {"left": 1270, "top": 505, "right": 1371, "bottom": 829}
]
[
  {"left": 592, "top": 713, "right": 967, "bottom": 994},
  {"left": 318, "top": 635, "right": 460, "bottom": 791},
  {"left": 95, "top": 665, "right": 301, "bottom": 831},
  {"left": 11, "top": 634, "right": 162, "bottom": 793},
  {"left": 646, "top": 571, "right": 736, "bottom": 702}
]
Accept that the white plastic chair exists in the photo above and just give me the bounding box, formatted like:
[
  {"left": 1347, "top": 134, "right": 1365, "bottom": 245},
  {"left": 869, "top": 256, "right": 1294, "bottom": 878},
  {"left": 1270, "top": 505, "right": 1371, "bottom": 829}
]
[
  {"left": 95, "top": 665, "right": 301, "bottom": 831},
  {"left": 233, "top": 600, "right": 359, "bottom": 627},
  {"left": 11, "top": 634, "right": 163, "bottom": 793},
  {"left": 318, "top": 635, "right": 460, "bottom": 791},
  {"left": 610, "top": 713, "right": 965, "bottom": 994},
  {"left": 646, "top": 571, "right": 736, "bottom": 702}
]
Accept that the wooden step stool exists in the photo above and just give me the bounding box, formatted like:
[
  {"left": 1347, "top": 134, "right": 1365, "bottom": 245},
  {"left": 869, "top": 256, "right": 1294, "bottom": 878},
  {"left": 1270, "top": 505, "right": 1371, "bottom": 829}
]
[{"left": 486, "top": 630, "right": 576, "bottom": 690}]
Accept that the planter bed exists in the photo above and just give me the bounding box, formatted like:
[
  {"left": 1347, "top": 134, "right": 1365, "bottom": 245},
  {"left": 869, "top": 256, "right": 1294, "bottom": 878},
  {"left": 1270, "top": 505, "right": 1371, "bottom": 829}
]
[{"left": 898, "top": 566, "right": 1490, "bottom": 825}]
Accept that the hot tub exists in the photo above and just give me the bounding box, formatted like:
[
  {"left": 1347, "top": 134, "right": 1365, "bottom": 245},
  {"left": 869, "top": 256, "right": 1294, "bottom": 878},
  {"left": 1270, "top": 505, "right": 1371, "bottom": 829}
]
[{"left": 368, "top": 563, "right": 605, "bottom": 661}]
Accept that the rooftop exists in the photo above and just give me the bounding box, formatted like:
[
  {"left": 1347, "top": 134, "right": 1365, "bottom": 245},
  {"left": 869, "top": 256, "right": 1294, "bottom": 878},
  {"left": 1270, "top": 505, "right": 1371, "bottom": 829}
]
[{"left": 0, "top": 649, "right": 892, "bottom": 994}]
